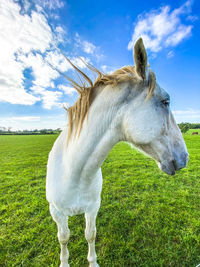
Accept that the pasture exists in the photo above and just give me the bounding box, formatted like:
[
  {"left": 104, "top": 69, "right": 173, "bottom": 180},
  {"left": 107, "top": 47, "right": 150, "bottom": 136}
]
[
  {"left": 187, "top": 129, "right": 200, "bottom": 135},
  {"left": 0, "top": 134, "right": 200, "bottom": 266}
]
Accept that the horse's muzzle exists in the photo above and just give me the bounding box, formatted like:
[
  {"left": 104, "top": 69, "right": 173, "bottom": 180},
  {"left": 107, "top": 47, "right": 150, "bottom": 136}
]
[
  {"left": 173, "top": 152, "right": 189, "bottom": 171},
  {"left": 158, "top": 152, "right": 189, "bottom": 176}
]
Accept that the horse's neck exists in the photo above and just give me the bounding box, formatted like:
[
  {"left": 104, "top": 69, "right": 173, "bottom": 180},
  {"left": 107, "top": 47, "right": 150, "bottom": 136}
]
[{"left": 65, "top": 86, "right": 125, "bottom": 179}]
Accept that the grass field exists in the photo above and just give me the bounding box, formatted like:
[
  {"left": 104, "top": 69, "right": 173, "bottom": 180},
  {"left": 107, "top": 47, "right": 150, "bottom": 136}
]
[
  {"left": 0, "top": 133, "right": 200, "bottom": 267},
  {"left": 187, "top": 129, "right": 200, "bottom": 135}
]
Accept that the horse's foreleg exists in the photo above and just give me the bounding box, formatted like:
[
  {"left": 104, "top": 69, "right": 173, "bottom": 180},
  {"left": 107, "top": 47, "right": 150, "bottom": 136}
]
[
  {"left": 50, "top": 204, "right": 70, "bottom": 267},
  {"left": 85, "top": 211, "right": 99, "bottom": 267}
]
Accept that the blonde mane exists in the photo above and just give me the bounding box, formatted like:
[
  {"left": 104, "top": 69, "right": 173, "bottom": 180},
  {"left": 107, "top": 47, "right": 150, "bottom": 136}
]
[{"left": 64, "top": 59, "right": 156, "bottom": 144}]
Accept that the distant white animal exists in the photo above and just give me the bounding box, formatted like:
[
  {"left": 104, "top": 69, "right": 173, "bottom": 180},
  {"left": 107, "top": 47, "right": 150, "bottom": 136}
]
[{"left": 46, "top": 38, "right": 188, "bottom": 267}]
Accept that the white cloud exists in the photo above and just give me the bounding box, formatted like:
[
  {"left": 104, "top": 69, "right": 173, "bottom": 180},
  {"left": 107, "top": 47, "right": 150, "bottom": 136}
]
[
  {"left": 41, "top": 90, "right": 63, "bottom": 109},
  {"left": 75, "top": 33, "right": 103, "bottom": 61},
  {"left": 165, "top": 25, "right": 192, "bottom": 46},
  {"left": 128, "top": 0, "right": 194, "bottom": 53},
  {"left": 71, "top": 56, "right": 90, "bottom": 69},
  {"left": 45, "top": 50, "right": 72, "bottom": 72},
  {"left": 172, "top": 109, "right": 200, "bottom": 122},
  {"left": 58, "top": 85, "right": 77, "bottom": 96},
  {"left": 19, "top": 52, "right": 59, "bottom": 88},
  {"left": 20, "top": 50, "right": 85, "bottom": 89},
  {"left": 35, "top": 0, "right": 65, "bottom": 10},
  {"left": 186, "top": 15, "right": 198, "bottom": 22},
  {"left": 20, "top": 0, "right": 31, "bottom": 13},
  {"left": 0, "top": 82, "right": 40, "bottom": 105},
  {"left": 101, "top": 65, "right": 108, "bottom": 72},
  {"left": 167, "top": 50, "right": 174, "bottom": 58},
  {"left": 82, "top": 41, "right": 96, "bottom": 54},
  {"left": 7, "top": 116, "right": 41, "bottom": 121},
  {"left": 30, "top": 86, "right": 63, "bottom": 109},
  {"left": 0, "top": 114, "right": 67, "bottom": 130},
  {"left": 0, "top": 0, "right": 54, "bottom": 105},
  {"left": 101, "top": 65, "right": 116, "bottom": 74},
  {"left": 0, "top": 0, "right": 71, "bottom": 109},
  {"left": 55, "top": 26, "right": 66, "bottom": 43},
  {"left": 173, "top": 109, "right": 200, "bottom": 116},
  {"left": 75, "top": 33, "right": 96, "bottom": 54}
]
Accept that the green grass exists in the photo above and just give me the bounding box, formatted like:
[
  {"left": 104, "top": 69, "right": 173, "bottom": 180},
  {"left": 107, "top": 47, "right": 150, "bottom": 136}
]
[
  {"left": 0, "top": 134, "right": 200, "bottom": 266},
  {"left": 186, "top": 129, "right": 200, "bottom": 135}
]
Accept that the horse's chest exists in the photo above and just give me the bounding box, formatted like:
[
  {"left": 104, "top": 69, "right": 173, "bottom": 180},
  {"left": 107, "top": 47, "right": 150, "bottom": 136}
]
[
  {"left": 63, "top": 191, "right": 95, "bottom": 215},
  {"left": 53, "top": 175, "right": 102, "bottom": 216}
]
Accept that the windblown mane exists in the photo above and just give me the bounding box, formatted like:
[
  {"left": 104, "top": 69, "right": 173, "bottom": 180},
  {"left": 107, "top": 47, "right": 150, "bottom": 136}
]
[{"left": 62, "top": 58, "right": 156, "bottom": 144}]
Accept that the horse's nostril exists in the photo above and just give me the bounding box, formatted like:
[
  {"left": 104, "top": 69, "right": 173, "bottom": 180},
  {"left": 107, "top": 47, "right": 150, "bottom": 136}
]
[
  {"left": 173, "top": 153, "right": 188, "bottom": 171},
  {"left": 172, "top": 159, "right": 177, "bottom": 170},
  {"left": 182, "top": 152, "right": 189, "bottom": 165}
]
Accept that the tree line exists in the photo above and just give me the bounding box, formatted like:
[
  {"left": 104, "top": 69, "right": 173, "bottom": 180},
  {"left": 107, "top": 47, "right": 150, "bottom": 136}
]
[
  {"left": 0, "top": 123, "right": 199, "bottom": 135},
  {"left": 178, "top": 123, "right": 200, "bottom": 133},
  {"left": 0, "top": 127, "right": 61, "bottom": 135}
]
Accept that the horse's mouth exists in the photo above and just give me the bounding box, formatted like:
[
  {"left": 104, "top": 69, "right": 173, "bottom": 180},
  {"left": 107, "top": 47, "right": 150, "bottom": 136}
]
[
  {"left": 158, "top": 161, "right": 176, "bottom": 176},
  {"left": 158, "top": 153, "right": 189, "bottom": 176}
]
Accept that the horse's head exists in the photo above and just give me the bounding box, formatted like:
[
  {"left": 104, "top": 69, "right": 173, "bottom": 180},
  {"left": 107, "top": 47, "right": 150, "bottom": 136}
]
[{"left": 122, "top": 38, "right": 188, "bottom": 175}]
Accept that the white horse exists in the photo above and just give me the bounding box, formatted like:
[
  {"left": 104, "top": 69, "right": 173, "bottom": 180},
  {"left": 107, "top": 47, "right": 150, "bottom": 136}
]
[{"left": 46, "top": 38, "right": 188, "bottom": 267}]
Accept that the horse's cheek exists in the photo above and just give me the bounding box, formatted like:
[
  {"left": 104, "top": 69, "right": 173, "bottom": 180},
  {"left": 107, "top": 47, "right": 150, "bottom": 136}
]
[{"left": 128, "top": 107, "right": 162, "bottom": 144}]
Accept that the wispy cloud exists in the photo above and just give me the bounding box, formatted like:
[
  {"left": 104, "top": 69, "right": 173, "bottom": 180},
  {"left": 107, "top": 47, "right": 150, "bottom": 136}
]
[
  {"left": 173, "top": 109, "right": 200, "bottom": 122},
  {"left": 128, "top": 0, "right": 195, "bottom": 53},
  {"left": 39, "top": 89, "right": 63, "bottom": 109},
  {"left": 101, "top": 65, "right": 117, "bottom": 74},
  {"left": 34, "top": 0, "right": 65, "bottom": 10},
  {"left": 58, "top": 85, "right": 77, "bottom": 96},
  {"left": 7, "top": 116, "right": 41, "bottom": 121},
  {"left": 186, "top": 15, "right": 198, "bottom": 22},
  {"left": 75, "top": 33, "right": 104, "bottom": 61},
  {"left": 167, "top": 50, "right": 174, "bottom": 58},
  {"left": 0, "top": 114, "right": 66, "bottom": 130},
  {"left": 75, "top": 33, "right": 97, "bottom": 54}
]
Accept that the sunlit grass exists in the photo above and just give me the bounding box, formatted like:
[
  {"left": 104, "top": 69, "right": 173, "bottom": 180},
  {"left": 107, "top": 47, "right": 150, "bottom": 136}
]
[
  {"left": 0, "top": 134, "right": 200, "bottom": 266},
  {"left": 186, "top": 129, "right": 200, "bottom": 135}
]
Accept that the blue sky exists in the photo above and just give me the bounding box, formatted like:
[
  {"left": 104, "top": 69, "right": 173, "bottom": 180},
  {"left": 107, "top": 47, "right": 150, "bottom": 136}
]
[{"left": 0, "top": 0, "right": 199, "bottom": 130}]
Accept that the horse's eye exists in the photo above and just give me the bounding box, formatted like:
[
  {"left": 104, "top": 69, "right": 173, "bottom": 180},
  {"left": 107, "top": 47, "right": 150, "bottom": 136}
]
[{"left": 161, "top": 99, "right": 170, "bottom": 106}]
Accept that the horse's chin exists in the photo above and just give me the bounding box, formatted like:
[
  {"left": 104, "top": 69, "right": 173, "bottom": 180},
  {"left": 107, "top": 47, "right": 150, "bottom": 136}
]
[{"left": 158, "top": 161, "right": 176, "bottom": 176}]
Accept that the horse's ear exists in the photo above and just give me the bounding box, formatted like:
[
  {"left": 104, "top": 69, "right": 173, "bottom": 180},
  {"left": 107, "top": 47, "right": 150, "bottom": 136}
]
[{"left": 133, "top": 38, "right": 147, "bottom": 80}]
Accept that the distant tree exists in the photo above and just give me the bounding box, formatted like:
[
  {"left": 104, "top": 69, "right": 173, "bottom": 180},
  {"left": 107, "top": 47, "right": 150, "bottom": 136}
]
[
  {"left": 178, "top": 123, "right": 191, "bottom": 133},
  {"left": 0, "top": 127, "right": 60, "bottom": 135},
  {"left": 0, "top": 126, "right": 6, "bottom": 132},
  {"left": 40, "top": 129, "right": 47, "bottom": 134},
  {"left": 190, "top": 123, "right": 200, "bottom": 129}
]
